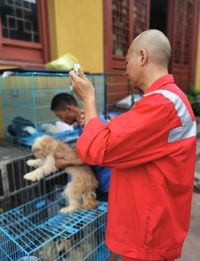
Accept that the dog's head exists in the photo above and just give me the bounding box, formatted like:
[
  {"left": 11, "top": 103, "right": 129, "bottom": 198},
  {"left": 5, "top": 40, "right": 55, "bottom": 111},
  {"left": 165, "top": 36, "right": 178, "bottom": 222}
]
[
  {"left": 32, "top": 135, "right": 76, "bottom": 160},
  {"left": 32, "top": 135, "right": 55, "bottom": 159}
]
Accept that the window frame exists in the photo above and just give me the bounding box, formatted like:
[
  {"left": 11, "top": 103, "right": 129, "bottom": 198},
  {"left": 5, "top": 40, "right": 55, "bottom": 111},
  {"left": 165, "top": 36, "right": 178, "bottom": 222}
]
[
  {"left": 0, "top": 0, "right": 50, "bottom": 68},
  {"left": 103, "top": 0, "right": 150, "bottom": 73}
]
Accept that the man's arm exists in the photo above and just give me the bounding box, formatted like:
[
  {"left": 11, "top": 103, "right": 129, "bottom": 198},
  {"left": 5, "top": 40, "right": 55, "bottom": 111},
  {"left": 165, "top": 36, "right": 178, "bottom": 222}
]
[
  {"left": 69, "top": 69, "right": 171, "bottom": 169},
  {"left": 75, "top": 95, "right": 175, "bottom": 169},
  {"left": 69, "top": 70, "right": 98, "bottom": 127},
  {"left": 55, "top": 157, "right": 84, "bottom": 170}
]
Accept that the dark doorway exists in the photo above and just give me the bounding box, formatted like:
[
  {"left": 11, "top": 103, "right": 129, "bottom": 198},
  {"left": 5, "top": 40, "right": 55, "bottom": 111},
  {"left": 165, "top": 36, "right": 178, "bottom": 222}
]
[{"left": 150, "top": 0, "right": 168, "bottom": 34}]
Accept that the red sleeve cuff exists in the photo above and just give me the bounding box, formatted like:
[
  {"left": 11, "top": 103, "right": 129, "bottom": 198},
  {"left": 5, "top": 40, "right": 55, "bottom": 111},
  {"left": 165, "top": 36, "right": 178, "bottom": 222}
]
[{"left": 76, "top": 117, "right": 107, "bottom": 164}]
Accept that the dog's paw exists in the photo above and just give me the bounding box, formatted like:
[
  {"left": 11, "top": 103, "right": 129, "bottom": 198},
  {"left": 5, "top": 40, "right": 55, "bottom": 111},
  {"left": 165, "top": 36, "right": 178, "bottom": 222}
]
[
  {"left": 24, "top": 171, "right": 42, "bottom": 182},
  {"left": 59, "top": 206, "right": 79, "bottom": 213},
  {"left": 26, "top": 159, "right": 38, "bottom": 167}
]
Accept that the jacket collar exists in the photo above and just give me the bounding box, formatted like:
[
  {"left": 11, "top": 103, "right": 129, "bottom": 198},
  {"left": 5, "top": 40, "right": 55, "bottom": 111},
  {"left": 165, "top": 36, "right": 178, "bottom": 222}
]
[{"left": 145, "top": 74, "right": 175, "bottom": 94}]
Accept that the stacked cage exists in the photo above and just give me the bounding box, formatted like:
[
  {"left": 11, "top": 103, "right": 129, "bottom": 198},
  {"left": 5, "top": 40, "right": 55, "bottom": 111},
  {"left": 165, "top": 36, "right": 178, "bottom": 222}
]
[
  {"left": 0, "top": 70, "right": 110, "bottom": 260},
  {"left": 0, "top": 148, "right": 109, "bottom": 260},
  {"left": 0, "top": 188, "right": 109, "bottom": 261}
]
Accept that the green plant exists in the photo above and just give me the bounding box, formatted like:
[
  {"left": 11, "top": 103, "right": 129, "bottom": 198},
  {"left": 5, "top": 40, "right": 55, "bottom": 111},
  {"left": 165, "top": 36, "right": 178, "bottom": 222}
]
[{"left": 186, "top": 87, "right": 200, "bottom": 116}]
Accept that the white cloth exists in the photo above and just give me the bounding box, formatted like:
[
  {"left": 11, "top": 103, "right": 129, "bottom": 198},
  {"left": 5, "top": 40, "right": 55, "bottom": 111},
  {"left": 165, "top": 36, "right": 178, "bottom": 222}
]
[{"left": 41, "top": 121, "right": 73, "bottom": 133}]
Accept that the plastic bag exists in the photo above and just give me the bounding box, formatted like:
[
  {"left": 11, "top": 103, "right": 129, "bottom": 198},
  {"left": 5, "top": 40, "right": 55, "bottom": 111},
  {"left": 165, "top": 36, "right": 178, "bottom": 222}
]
[{"left": 45, "top": 53, "right": 80, "bottom": 71}]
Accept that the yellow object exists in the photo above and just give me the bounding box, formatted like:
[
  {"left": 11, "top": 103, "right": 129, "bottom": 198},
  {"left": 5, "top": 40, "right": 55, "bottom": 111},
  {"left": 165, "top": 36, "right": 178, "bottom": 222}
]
[
  {"left": 47, "top": 0, "right": 104, "bottom": 73},
  {"left": 45, "top": 53, "right": 80, "bottom": 71},
  {"left": 195, "top": 19, "right": 200, "bottom": 90}
]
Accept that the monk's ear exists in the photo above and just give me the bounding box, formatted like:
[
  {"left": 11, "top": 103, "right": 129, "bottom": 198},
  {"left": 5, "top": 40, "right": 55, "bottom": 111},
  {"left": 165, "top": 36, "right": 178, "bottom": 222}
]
[{"left": 139, "top": 49, "right": 148, "bottom": 66}]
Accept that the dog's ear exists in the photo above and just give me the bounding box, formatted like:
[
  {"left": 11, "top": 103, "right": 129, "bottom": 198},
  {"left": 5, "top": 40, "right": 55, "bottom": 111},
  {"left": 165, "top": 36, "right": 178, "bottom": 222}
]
[
  {"left": 43, "top": 139, "right": 64, "bottom": 157},
  {"left": 54, "top": 141, "right": 67, "bottom": 158},
  {"left": 45, "top": 142, "right": 55, "bottom": 154},
  {"left": 35, "top": 141, "right": 51, "bottom": 156}
]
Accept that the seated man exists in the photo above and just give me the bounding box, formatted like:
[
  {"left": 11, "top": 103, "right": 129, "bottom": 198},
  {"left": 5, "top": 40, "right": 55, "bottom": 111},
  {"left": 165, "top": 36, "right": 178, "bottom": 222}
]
[{"left": 50, "top": 93, "right": 111, "bottom": 201}]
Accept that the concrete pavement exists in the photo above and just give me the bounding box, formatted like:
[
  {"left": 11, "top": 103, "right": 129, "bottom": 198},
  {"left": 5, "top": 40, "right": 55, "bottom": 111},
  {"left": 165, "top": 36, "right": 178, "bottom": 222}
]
[{"left": 177, "top": 192, "right": 200, "bottom": 261}]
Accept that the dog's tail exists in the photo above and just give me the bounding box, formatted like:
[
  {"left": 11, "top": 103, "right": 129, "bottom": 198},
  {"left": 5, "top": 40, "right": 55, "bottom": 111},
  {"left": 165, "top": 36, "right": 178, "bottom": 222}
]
[{"left": 82, "top": 191, "right": 98, "bottom": 210}]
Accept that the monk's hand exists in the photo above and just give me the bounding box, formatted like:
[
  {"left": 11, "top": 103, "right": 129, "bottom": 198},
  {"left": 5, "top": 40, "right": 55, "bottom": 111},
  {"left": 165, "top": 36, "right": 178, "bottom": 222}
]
[
  {"left": 70, "top": 68, "right": 98, "bottom": 127},
  {"left": 69, "top": 68, "right": 95, "bottom": 104}
]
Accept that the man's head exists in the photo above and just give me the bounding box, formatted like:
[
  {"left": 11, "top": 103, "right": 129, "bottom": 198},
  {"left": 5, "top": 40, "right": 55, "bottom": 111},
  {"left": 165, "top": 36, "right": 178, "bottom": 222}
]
[
  {"left": 126, "top": 29, "right": 171, "bottom": 90},
  {"left": 51, "top": 93, "right": 79, "bottom": 125}
]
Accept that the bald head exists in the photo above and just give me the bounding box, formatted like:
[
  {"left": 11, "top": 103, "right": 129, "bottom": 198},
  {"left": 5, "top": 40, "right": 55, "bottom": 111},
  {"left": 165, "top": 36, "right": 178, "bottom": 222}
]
[{"left": 129, "top": 29, "right": 171, "bottom": 68}]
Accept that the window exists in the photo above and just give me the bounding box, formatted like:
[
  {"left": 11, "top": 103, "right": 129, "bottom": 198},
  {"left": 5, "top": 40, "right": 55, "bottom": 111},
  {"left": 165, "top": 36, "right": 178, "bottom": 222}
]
[
  {"left": 112, "top": 0, "right": 129, "bottom": 57},
  {"left": 0, "top": 0, "right": 49, "bottom": 67},
  {"left": 111, "top": 0, "right": 150, "bottom": 59},
  {"left": 133, "top": 0, "right": 150, "bottom": 38}
]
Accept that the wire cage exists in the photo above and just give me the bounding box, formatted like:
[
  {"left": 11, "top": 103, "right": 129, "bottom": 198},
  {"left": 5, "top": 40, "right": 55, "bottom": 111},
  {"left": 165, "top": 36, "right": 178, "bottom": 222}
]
[
  {"left": 0, "top": 147, "right": 69, "bottom": 213},
  {"left": 0, "top": 70, "right": 139, "bottom": 125},
  {"left": 0, "top": 145, "right": 32, "bottom": 212},
  {"left": 105, "top": 73, "right": 131, "bottom": 111},
  {"left": 0, "top": 70, "right": 106, "bottom": 146},
  {"left": 0, "top": 70, "right": 141, "bottom": 147},
  {"left": 0, "top": 188, "right": 109, "bottom": 261},
  {"left": 0, "top": 140, "right": 109, "bottom": 260}
]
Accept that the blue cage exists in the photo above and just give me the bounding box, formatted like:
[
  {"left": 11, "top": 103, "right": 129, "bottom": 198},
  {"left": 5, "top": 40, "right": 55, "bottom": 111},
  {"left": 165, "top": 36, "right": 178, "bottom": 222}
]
[
  {"left": 0, "top": 188, "right": 110, "bottom": 261},
  {"left": 0, "top": 70, "right": 106, "bottom": 147},
  {"left": 0, "top": 70, "right": 110, "bottom": 260}
]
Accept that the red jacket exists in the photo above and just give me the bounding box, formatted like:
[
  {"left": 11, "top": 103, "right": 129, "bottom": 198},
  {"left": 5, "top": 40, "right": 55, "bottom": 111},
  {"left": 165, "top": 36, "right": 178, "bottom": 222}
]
[{"left": 76, "top": 75, "right": 196, "bottom": 260}]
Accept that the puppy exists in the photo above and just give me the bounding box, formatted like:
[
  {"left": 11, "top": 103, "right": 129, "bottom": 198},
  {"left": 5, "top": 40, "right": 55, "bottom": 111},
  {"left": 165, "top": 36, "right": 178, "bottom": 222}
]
[
  {"left": 24, "top": 135, "right": 98, "bottom": 212},
  {"left": 38, "top": 233, "right": 96, "bottom": 261}
]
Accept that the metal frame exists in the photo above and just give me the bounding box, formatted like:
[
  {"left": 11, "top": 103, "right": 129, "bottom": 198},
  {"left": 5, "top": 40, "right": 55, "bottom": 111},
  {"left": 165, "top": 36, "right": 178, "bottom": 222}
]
[
  {"left": 0, "top": 149, "right": 69, "bottom": 213},
  {"left": 0, "top": 189, "right": 109, "bottom": 260}
]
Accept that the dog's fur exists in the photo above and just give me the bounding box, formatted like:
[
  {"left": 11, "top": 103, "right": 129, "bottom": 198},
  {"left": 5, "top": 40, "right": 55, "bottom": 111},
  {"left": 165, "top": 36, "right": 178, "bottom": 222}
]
[
  {"left": 38, "top": 231, "right": 97, "bottom": 260},
  {"left": 24, "top": 135, "right": 98, "bottom": 212},
  {"left": 38, "top": 231, "right": 97, "bottom": 261}
]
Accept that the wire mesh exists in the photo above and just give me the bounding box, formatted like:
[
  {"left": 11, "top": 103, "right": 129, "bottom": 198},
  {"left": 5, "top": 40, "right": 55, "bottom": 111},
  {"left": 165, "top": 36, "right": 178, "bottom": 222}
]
[
  {"left": 1, "top": 72, "right": 74, "bottom": 127},
  {"left": 0, "top": 72, "right": 106, "bottom": 129},
  {"left": 0, "top": 150, "right": 68, "bottom": 213},
  {"left": 0, "top": 188, "right": 109, "bottom": 261},
  {"left": 104, "top": 74, "right": 134, "bottom": 111},
  {"left": 0, "top": 71, "right": 106, "bottom": 147}
]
